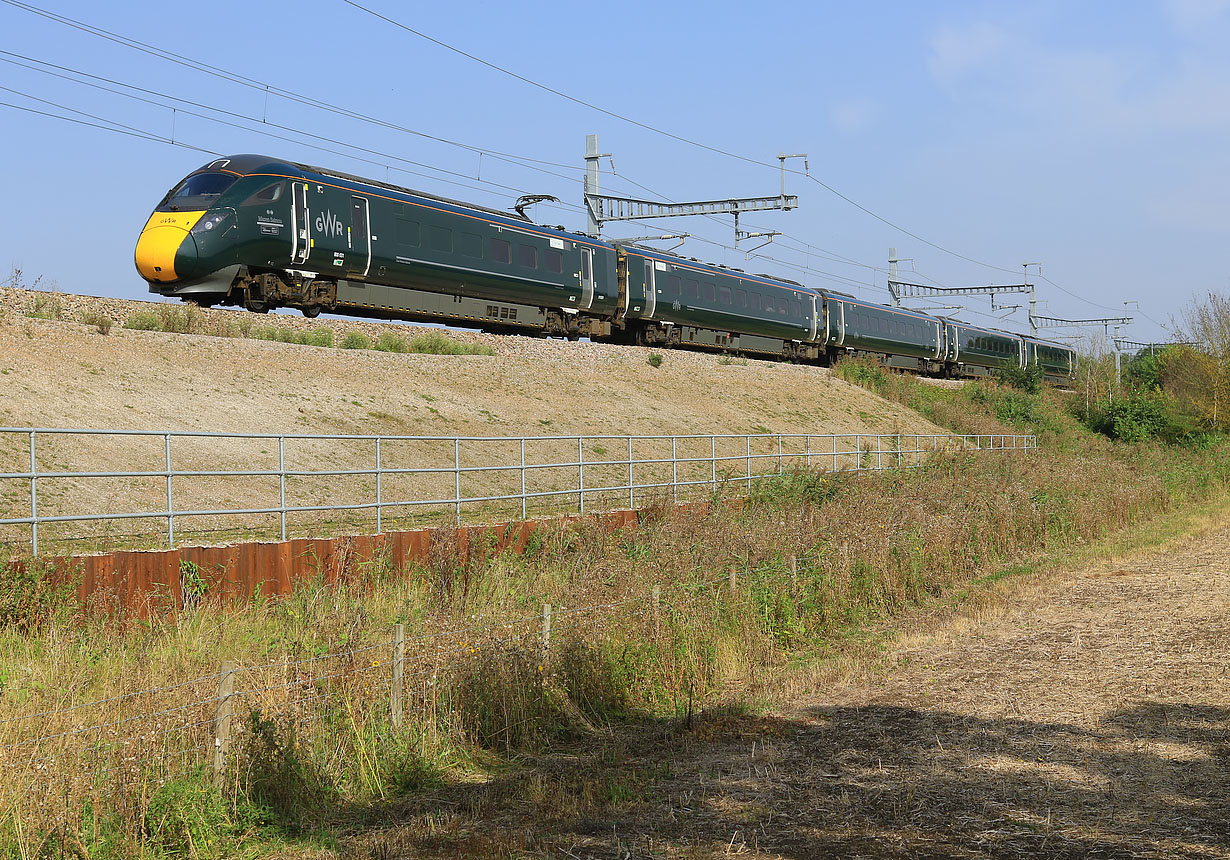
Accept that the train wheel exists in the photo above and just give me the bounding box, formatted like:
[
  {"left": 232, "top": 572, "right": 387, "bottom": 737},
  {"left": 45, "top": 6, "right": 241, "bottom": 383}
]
[{"left": 301, "top": 306, "right": 321, "bottom": 318}]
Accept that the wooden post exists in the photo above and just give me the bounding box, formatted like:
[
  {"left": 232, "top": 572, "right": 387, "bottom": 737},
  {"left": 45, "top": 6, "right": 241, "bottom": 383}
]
[
  {"left": 789, "top": 555, "right": 798, "bottom": 590},
  {"left": 541, "top": 603, "right": 552, "bottom": 658},
  {"left": 728, "top": 568, "right": 737, "bottom": 597},
  {"left": 212, "top": 660, "right": 236, "bottom": 788},
  {"left": 391, "top": 623, "right": 405, "bottom": 732},
  {"left": 652, "top": 586, "right": 661, "bottom": 637}
]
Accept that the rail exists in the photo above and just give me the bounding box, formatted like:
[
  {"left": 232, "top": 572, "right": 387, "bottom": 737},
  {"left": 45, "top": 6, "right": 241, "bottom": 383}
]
[{"left": 0, "top": 428, "right": 1036, "bottom": 555}]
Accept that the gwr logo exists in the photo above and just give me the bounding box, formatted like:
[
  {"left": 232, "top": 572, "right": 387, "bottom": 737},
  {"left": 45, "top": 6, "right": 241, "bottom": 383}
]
[{"left": 314, "top": 209, "right": 344, "bottom": 238}]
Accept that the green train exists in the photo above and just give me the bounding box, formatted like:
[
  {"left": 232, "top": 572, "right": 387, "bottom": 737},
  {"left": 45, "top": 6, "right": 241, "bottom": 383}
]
[{"left": 136, "top": 154, "right": 1075, "bottom": 382}]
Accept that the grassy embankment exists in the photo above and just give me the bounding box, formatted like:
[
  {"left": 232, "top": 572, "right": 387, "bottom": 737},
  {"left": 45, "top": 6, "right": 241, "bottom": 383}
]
[{"left": 1, "top": 363, "right": 1228, "bottom": 858}]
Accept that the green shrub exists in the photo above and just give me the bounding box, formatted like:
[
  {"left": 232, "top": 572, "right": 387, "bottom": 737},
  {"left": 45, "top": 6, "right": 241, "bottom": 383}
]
[
  {"left": 995, "top": 361, "right": 1043, "bottom": 394},
  {"left": 124, "top": 311, "right": 161, "bottom": 331},
  {"left": 375, "top": 332, "right": 409, "bottom": 353},
  {"left": 80, "top": 311, "right": 112, "bottom": 335},
  {"left": 25, "top": 293, "right": 63, "bottom": 320},
  {"left": 155, "top": 303, "right": 202, "bottom": 334},
  {"left": 1084, "top": 392, "right": 1196, "bottom": 443},
  {"left": 834, "top": 356, "right": 887, "bottom": 390},
  {"left": 0, "top": 559, "right": 80, "bottom": 632},
  {"left": 407, "top": 330, "right": 495, "bottom": 355},
  {"left": 341, "top": 331, "right": 372, "bottom": 350},
  {"left": 647, "top": 352, "right": 663, "bottom": 368},
  {"left": 304, "top": 327, "right": 334, "bottom": 347}
]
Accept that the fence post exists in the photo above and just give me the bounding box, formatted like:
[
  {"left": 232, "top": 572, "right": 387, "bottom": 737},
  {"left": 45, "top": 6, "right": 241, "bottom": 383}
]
[
  {"left": 805, "top": 434, "right": 811, "bottom": 468},
  {"left": 29, "top": 430, "right": 37, "bottom": 556},
  {"left": 789, "top": 555, "right": 798, "bottom": 589},
  {"left": 711, "top": 436, "right": 717, "bottom": 489},
  {"left": 541, "top": 603, "right": 552, "bottom": 658},
  {"left": 728, "top": 568, "right": 737, "bottom": 597},
  {"left": 832, "top": 434, "right": 838, "bottom": 474},
  {"left": 278, "top": 436, "right": 286, "bottom": 541},
  {"left": 746, "top": 436, "right": 752, "bottom": 492},
  {"left": 212, "top": 660, "right": 236, "bottom": 788},
  {"left": 165, "top": 433, "right": 175, "bottom": 548},
  {"left": 628, "top": 436, "right": 634, "bottom": 509},
  {"left": 391, "top": 623, "right": 405, "bottom": 731},
  {"left": 521, "top": 438, "right": 528, "bottom": 520},
  {"left": 672, "top": 436, "right": 678, "bottom": 503},
  {"left": 454, "top": 438, "right": 461, "bottom": 526},
  {"left": 578, "top": 437, "right": 585, "bottom": 515},
  {"left": 376, "top": 437, "right": 383, "bottom": 534},
  {"left": 777, "top": 434, "right": 783, "bottom": 474},
  {"left": 876, "top": 435, "right": 882, "bottom": 471},
  {"left": 652, "top": 586, "right": 661, "bottom": 637}
]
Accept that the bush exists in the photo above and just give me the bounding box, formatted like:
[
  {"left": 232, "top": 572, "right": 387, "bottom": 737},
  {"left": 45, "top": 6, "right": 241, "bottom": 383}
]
[
  {"left": 995, "top": 361, "right": 1043, "bottom": 394},
  {"left": 341, "top": 331, "right": 372, "bottom": 350},
  {"left": 124, "top": 311, "right": 161, "bottom": 331},
  {"left": 0, "top": 559, "right": 80, "bottom": 632},
  {"left": 647, "top": 353, "right": 663, "bottom": 368},
  {"left": 835, "top": 357, "right": 887, "bottom": 390},
  {"left": 80, "top": 311, "right": 112, "bottom": 335},
  {"left": 375, "top": 332, "right": 409, "bottom": 353},
  {"left": 408, "top": 330, "right": 495, "bottom": 355},
  {"left": 1084, "top": 392, "right": 1195, "bottom": 443},
  {"left": 25, "top": 293, "right": 63, "bottom": 321},
  {"left": 304, "top": 327, "right": 334, "bottom": 348},
  {"left": 155, "top": 304, "right": 202, "bottom": 334}
]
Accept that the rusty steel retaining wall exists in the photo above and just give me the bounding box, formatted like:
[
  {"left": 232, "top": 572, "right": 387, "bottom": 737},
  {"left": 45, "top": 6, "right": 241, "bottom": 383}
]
[{"left": 18, "top": 505, "right": 676, "bottom": 615}]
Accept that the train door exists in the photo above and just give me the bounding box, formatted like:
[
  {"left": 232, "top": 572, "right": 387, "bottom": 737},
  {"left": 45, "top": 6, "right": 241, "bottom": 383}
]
[
  {"left": 580, "top": 248, "right": 595, "bottom": 309},
  {"left": 348, "top": 196, "right": 371, "bottom": 278},
  {"left": 643, "top": 259, "right": 657, "bottom": 319},
  {"left": 835, "top": 300, "right": 847, "bottom": 345},
  {"left": 807, "top": 293, "right": 818, "bottom": 341},
  {"left": 290, "top": 181, "right": 310, "bottom": 265}
]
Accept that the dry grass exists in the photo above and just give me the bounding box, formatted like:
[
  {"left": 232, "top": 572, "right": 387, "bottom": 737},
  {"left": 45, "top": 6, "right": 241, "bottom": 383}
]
[{"left": 1, "top": 376, "right": 1228, "bottom": 857}]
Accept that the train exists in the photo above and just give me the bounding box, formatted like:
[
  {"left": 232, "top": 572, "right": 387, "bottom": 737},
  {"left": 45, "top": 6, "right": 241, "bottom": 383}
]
[{"left": 134, "top": 154, "right": 1076, "bottom": 383}]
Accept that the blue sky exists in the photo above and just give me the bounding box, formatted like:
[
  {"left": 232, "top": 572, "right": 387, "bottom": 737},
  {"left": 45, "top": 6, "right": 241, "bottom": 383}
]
[{"left": 3, "top": 0, "right": 1228, "bottom": 343}]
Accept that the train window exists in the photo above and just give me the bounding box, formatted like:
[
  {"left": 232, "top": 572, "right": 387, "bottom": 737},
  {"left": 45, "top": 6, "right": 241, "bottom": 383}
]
[
  {"left": 460, "top": 232, "right": 482, "bottom": 258},
  {"left": 545, "top": 248, "right": 563, "bottom": 273},
  {"left": 791, "top": 300, "right": 801, "bottom": 318},
  {"left": 668, "top": 275, "right": 682, "bottom": 295},
  {"left": 429, "top": 226, "right": 452, "bottom": 253},
  {"left": 736, "top": 289, "right": 747, "bottom": 308},
  {"left": 685, "top": 279, "right": 699, "bottom": 299},
  {"left": 490, "top": 237, "right": 511, "bottom": 264},
  {"left": 518, "top": 244, "right": 538, "bottom": 268},
  {"left": 752, "top": 293, "right": 762, "bottom": 311},
  {"left": 396, "top": 219, "right": 420, "bottom": 248},
  {"left": 719, "top": 285, "right": 731, "bottom": 305},
  {"left": 764, "top": 296, "right": 775, "bottom": 313},
  {"left": 702, "top": 282, "right": 715, "bottom": 302},
  {"left": 242, "top": 182, "right": 283, "bottom": 205},
  {"left": 162, "top": 171, "right": 236, "bottom": 209}
]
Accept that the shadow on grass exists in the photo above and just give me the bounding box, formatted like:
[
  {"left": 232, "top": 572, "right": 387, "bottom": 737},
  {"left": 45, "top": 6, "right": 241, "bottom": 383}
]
[{"left": 353, "top": 700, "right": 1230, "bottom": 859}]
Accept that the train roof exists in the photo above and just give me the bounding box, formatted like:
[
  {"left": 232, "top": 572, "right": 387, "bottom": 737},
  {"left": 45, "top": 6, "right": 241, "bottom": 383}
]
[
  {"left": 197, "top": 155, "right": 611, "bottom": 246},
  {"left": 619, "top": 244, "right": 818, "bottom": 296}
]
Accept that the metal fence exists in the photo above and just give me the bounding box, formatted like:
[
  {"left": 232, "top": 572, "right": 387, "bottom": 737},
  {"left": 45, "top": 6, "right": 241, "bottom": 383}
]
[{"left": 0, "top": 427, "right": 1036, "bottom": 555}]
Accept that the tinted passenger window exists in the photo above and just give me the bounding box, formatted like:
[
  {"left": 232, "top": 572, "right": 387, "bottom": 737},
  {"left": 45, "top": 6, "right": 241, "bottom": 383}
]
[
  {"left": 702, "top": 282, "right": 715, "bottom": 302},
  {"left": 518, "top": 244, "right": 538, "bottom": 268},
  {"left": 792, "top": 301, "right": 801, "bottom": 318},
  {"left": 490, "top": 238, "right": 511, "bottom": 263},
  {"left": 685, "top": 279, "right": 699, "bottom": 299},
  {"left": 545, "top": 249, "right": 563, "bottom": 273},
  {"left": 460, "top": 232, "right": 482, "bottom": 258},
  {"left": 669, "top": 275, "right": 682, "bottom": 295},
  {"left": 764, "top": 296, "right": 775, "bottom": 313},
  {"left": 719, "top": 285, "right": 731, "bottom": 305},
  {"left": 736, "top": 289, "right": 747, "bottom": 308},
  {"left": 397, "top": 220, "right": 420, "bottom": 247},
  {"left": 429, "top": 226, "right": 452, "bottom": 253},
  {"left": 752, "top": 293, "right": 762, "bottom": 311}
]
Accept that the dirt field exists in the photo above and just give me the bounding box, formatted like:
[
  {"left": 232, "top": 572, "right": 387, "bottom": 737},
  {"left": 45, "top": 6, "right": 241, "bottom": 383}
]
[
  {"left": 0, "top": 288, "right": 955, "bottom": 550},
  {"left": 362, "top": 509, "right": 1230, "bottom": 859},
  {"left": 0, "top": 287, "right": 941, "bottom": 439}
]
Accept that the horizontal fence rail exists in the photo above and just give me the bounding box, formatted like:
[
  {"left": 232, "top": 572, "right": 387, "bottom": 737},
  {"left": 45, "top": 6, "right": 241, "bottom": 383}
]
[{"left": 0, "top": 428, "right": 1035, "bottom": 555}]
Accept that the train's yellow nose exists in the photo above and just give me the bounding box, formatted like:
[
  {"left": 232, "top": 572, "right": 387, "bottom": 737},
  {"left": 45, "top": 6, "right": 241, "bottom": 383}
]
[{"left": 134, "top": 211, "right": 205, "bottom": 282}]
